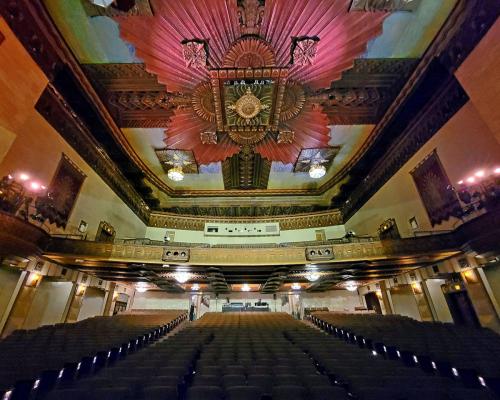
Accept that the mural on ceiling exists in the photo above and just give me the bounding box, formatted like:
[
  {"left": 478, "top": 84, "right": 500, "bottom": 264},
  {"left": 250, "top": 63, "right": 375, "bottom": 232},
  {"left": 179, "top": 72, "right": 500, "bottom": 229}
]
[
  {"left": 410, "top": 150, "right": 462, "bottom": 227},
  {"left": 115, "top": 0, "right": 390, "bottom": 180}
]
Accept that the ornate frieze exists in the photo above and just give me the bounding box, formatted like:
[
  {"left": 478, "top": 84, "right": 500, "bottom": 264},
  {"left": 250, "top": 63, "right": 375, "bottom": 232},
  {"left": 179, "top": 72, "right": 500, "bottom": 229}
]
[
  {"left": 223, "top": 37, "right": 276, "bottom": 68},
  {"left": 237, "top": 0, "right": 265, "bottom": 36},
  {"left": 290, "top": 36, "right": 320, "bottom": 66},
  {"left": 349, "top": 0, "right": 420, "bottom": 12},
  {"left": 181, "top": 39, "right": 209, "bottom": 69},
  {"left": 148, "top": 209, "right": 343, "bottom": 231},
  {"left": 276, "top": 130, "right": 294, "bottom": 144},
  {"left": 200, "top": 131, "right": 218, "bottom": 145}
]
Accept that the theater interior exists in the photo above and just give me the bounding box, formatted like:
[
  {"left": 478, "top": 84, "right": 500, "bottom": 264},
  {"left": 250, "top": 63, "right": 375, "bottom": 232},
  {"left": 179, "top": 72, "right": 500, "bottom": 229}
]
[{"left": 0, "top": 0, "right": 499, "bottom": 399}]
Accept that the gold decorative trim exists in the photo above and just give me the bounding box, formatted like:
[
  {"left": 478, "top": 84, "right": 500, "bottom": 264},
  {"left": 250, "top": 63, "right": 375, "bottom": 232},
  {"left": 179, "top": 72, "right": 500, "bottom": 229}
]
[{"left": 148, "top": 209, "right": 343, "bottom": 231}]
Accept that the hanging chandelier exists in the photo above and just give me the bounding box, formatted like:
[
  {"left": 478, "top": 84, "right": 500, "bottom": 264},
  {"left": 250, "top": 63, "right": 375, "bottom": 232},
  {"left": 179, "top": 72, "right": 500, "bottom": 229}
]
[
  {"left": 168, "top": 166, "right": 184, "bottom": 181},
  {"left": 309, "top": 163, "right": 326, "bottom": 179}
]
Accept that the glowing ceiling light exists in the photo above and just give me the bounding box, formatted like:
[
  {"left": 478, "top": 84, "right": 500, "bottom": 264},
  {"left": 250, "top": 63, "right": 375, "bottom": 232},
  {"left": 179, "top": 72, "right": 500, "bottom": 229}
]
[
  {"left": 474, "top": 170, "right": 485, "bottom": 178},
  {"left": 291, "top": 283, "right": 301, "bottom": 290},
  {"left": 174, "top": 271, "right": 191, "bottom": 283},
  {"left": 345, "top": 283, "right": 358, "bottom": 292},
  {"left": 18, "top": 173, "right": 30, "bottom": 181},
  {"left": 167, "top": 166, "right": 184, "bottom": 181},
  {"left": 494, "top": 167, "right": 500, "bottom": 174},
  {"left": 457, "top": 180, "right": 464, "bottom": 185},
  {"left": 309, "top": 164, "right": 326, "bottom": 179},
  {"left": 306, "top": 272, "right": 320, "bottom": 282},
  {"left": 241, "top": 283, "right": 251, "bottom": 292},
  {"left": 29, "top": 182, "right": 41, "bottom": 191},
  {"left": 191, "top": 283, "right": 200, "bottom": 291},
  {"left": 466, "top": 176, "right": 475, "bottom": 184}
]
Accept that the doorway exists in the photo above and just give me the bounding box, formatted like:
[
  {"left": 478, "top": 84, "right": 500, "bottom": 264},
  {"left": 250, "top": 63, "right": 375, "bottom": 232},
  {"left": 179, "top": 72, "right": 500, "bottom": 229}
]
[
  {"left": 444, "top": 289, "right": 480, "bottom": 327},
  {"left": 365, "top": 292, "right": 382, "bottom": 314}
]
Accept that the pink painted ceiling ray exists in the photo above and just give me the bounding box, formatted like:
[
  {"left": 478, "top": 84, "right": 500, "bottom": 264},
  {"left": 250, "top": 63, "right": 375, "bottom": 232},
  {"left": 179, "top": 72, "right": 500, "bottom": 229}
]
[
  {"left": 255, "top": 103, "right": 330, "bottom": 164},
  {"left": 117, "top": 0, "right": 241, "bottom": 92},
  {"left": 164, "top": 108, "right": 240, "bottom": 165},
  {"left": 260, "top": 0, "right": 387, "bottom": 89}
]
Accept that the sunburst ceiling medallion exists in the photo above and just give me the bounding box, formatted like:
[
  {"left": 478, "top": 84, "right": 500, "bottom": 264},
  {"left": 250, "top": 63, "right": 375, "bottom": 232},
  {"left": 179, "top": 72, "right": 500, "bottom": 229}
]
[{"left": 117, "top": 0, "right": 388, "bottom": 167}]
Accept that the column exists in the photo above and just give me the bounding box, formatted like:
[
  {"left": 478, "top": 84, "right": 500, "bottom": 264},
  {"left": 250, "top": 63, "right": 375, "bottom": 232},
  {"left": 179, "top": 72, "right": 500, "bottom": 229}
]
[
  {"left": 63, "top": 283, "right": 87, "bottom": 323},
  {"left": 379, "top": 281, "right": 394, "bottom": 315},
  {"left": 102, "top": 282, "right": 117, "bottom": 317},
  {"left": 1, "top": 271, "right": 43, "bottom": 337},
  {"left": 411, "top": 281, "right": 434, "bottom": 321},
  {"left": 462, "top": 268, "right": 500, "bottom": 332}
]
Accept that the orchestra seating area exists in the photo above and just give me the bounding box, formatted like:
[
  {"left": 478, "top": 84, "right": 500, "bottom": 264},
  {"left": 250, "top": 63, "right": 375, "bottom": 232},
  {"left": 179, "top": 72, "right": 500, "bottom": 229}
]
[
  {"left": 31, "top": 312, "right": 497, "bottom": 400},
  {"left": 312, "top": 312, "right": 500, "bottom": 397},
  {"left": 0, "top": 310, "right": 186, "bottom": 400}
]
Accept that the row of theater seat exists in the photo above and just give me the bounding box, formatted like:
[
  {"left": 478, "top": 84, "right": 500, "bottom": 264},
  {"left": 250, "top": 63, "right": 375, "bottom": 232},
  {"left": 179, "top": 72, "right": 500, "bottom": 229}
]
[
  {"left": 311, "top": 312, "right": 500, "bottom": 398},
  {"left": 0, "top": 310, "right": 186, "bottom": 400},
  {"left": 44, "top": 312, "right": 350, "bottom": 400},
  {"left": 30, "top": 311, "right": 500, "bottom": 399}
]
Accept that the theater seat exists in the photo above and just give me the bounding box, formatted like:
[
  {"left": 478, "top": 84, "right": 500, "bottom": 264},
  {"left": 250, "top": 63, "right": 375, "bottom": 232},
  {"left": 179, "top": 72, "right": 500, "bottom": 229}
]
[
  {"left": 141, "top": 385, "right": 178, "bottom": 400},
  {"left": 310, "top": 386, "right": 350, "bottom": 400},
  {"left": 272, "top": 385, "right": 308, "bottom": 400},
  {"left": 226, "top": 385, "right": 264, "bottom": 400},
  {"left": 186, "top": 385, "right": 224, "bottom": 400}
]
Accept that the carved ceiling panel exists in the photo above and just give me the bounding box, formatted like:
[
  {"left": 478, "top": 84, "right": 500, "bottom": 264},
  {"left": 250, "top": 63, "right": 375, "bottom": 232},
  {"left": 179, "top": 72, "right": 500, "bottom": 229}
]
[
  {"left": 155, "top": 149, "right": 198, "bottom": 174},
  {"left": 222, "top": 148, "right": 271, "bottom": 190},
  {"left": 349, "top": 0, "right": 421, "bottom": 12},
  {"left": 294, "top": 147, "right": 341, "bottom": 174},
  {"left": 82, "top": 0, "right": 154, "bottom": 17}
]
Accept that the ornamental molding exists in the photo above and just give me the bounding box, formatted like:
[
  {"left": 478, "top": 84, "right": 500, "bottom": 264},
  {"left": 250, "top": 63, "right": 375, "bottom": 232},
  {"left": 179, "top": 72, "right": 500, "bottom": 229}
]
[{"left": 148, "top": 209, "right": 343, "bottom": 231}]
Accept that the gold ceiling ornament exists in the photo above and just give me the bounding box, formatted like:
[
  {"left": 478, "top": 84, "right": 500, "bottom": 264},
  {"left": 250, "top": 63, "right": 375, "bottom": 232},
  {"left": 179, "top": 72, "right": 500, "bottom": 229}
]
[
  {"left": 228, "top": 126, "right": 267, "bottom": 145},
  {"left": 280, "top": 82, "right": 306, "bottom": 122},
  {"left": 167, "top": 166, "right": 184, "bottom": 181},
  {"left": 227, "top": 88, "right": 270, "bottom": 122},
  {"left": 192, "top": 82, "right": 216, "bottom": 122},
  {"left": 222, "top": 37, "right": 276, "bottom": 68},
  {"left": 277, "top": 130, "right": 295, "bottom": 144}
]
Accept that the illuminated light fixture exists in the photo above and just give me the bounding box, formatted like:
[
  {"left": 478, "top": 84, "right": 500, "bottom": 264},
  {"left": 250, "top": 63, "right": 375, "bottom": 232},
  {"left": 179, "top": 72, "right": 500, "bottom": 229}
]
[
  {"left": 457, "top": 180, "right": 464, "bottom": 185},
  {"left": 76, "top": 284, "right": 86, "bottom": 296},
  {"left": 241, "top": 283, "right": 251, "bottom": 292},
  {"left": 306, "top": 272, "right": 320, "bottom": 282},
  {"left": 291, "top": 283, "right": 301, "bottom": 290},
  {"left": 167, "top": 166, "right": 184, "bottom": 181},
  {"left": 453, "top": 284, "right": 461, "bottom": 291},
  {"left": 478, "top": 376, "right": 487, "bottom": 387},
  {"left": 345, "top": 281, "right": 358, "bottom": 292},
  {"left": 18, "top": 173, "right": 30, "bottom": 181},
  {"left": 135, "top": 282, "right": 148, "bottom": 293},
  {"left": 494, "top": 167, "right": 500, "bottom": 174},
  {"left": 191, "top": 283, "right": 200, "bottom": 291},
  {"left": 466, "top": 176, "right": 475, "bottom": 183},
  {"left": 29, "top": 182, "right": 41, "bottom": 191},
  {"left": 452, "top": 367, "right": 459, "bottom": 377},
  {"left": 162, "top": 264, "right": 170, "bottom": 268},
  {"left": 475, "top": 170, "right": 485, "bottom": 178},
  {"left": 174, "top": 271, "right": 191, "bottom": 284},
  {"left": 90, "top": 0, "right": 115, "bottom": 7},
  {"left": 309, "top": 163, "right": 326, "bottom": 179}
]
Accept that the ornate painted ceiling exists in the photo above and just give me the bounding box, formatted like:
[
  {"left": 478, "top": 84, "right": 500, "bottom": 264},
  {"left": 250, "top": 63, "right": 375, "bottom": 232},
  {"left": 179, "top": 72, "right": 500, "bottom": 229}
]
[{"left": 42, "top": 0, "right": 458, "bottom": 214}]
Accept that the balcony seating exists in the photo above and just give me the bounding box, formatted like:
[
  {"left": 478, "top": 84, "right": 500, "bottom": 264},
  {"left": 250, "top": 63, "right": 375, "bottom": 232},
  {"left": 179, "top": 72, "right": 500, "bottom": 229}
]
[
  {"left": 311, "top": 312, "right": 500, "bottom": 396},
  {"left": 0, "top": 310, "right": 186, "bottom": 399}
]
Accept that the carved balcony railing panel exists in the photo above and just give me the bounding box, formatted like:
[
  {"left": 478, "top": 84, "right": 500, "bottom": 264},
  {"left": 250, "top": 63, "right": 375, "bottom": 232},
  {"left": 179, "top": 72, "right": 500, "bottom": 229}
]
[{"left": 0, "top": 211, "right": 50, "bottom": 257}]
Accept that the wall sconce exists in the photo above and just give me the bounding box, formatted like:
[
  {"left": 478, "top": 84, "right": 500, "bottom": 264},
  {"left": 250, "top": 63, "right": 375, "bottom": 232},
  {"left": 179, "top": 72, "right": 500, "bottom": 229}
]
[
  {"left": 375, "top": 290, "right": 383, "bottom": 300},
  {"left": 463, "top": 269, "right": 479, "bottom": 284},
  {"left": 411, "top": 282, "right": 423, "bottom": 295},
  {"left": 26, "top": 273, "right": 42, "bottom": 287},
  {"left": 76, "top": 285, "right": 87, "bottom": 296}
]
